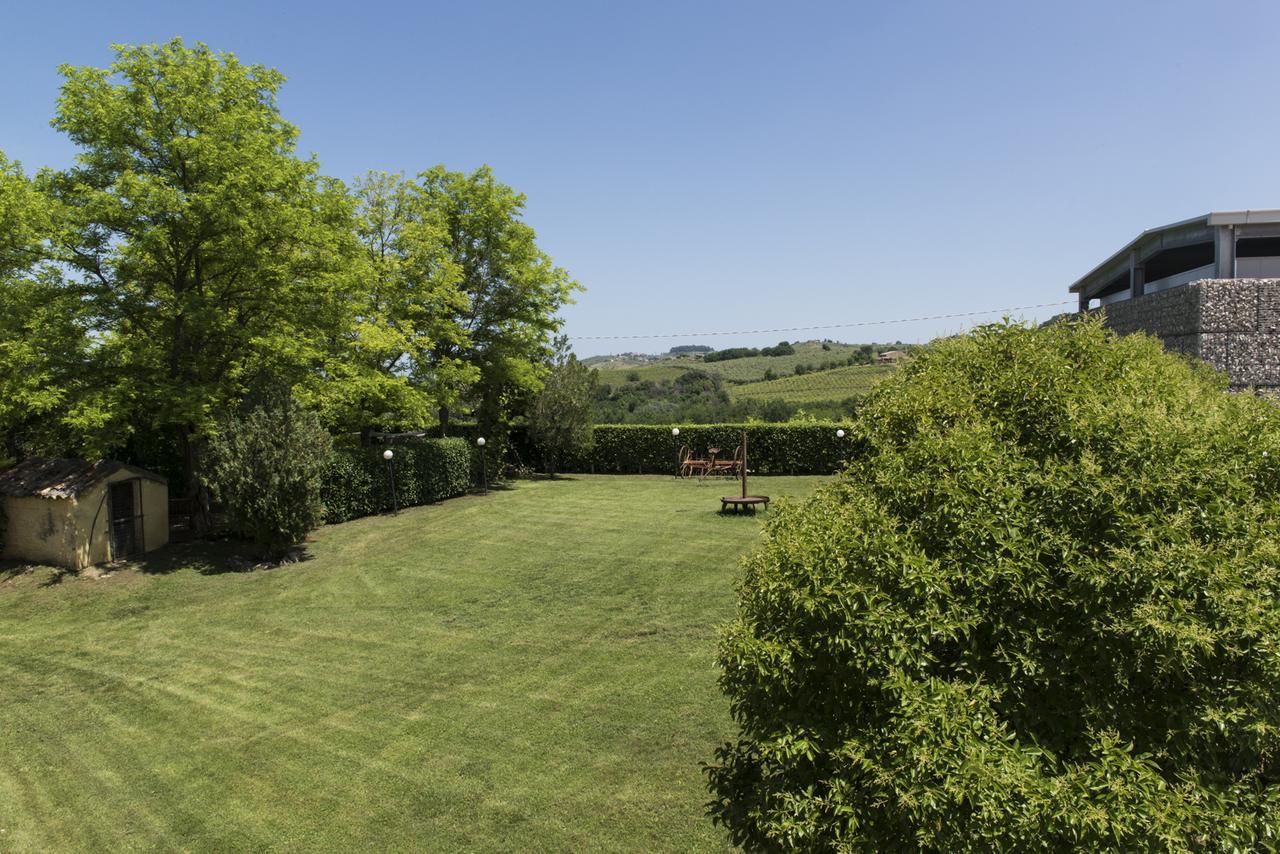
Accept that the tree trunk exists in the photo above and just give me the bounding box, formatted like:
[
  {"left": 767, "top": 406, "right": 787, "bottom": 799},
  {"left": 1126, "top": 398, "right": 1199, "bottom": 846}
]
[
  {"left": 177, "top": 423, "right": 212, "bottom": 536},
  {"left": 438, "top": 406, "right": 450, "bottom": 438}
]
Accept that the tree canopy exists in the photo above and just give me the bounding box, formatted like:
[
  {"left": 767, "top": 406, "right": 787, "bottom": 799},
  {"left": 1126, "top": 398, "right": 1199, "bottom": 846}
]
[{"left": 0, "top": 39, "right": 578, "bottom": 500}]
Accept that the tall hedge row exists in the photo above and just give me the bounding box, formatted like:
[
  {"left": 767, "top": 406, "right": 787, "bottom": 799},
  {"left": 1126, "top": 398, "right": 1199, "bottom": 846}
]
[
  {"left": 560, "top": 424, "right": 856, "bottom": 475},
  {"left": 319, "top": 438, "right": 471, "bottom": 523}
]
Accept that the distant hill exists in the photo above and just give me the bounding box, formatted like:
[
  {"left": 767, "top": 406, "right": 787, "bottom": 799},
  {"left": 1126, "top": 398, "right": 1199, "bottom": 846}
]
[
  {"left": 591, "top": 340, "right": 892, "bottom": 385},
  {"left": 729, "top": 364, "right": 896, "bottom": 405}
]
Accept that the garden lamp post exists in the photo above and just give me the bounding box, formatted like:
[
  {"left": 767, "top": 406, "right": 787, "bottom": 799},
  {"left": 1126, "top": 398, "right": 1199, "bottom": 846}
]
[
  {"left": 672, "top": 427, "right": 680, "bottom": 477},
  {"left": 477, "top": 436, "right": 487, "bottom": 495},
  {"left": 383, "top": 448, "right": 398, "bottom": 514},
  {"left": 836, "top": 429, "right": 845, "bottom": 439}
]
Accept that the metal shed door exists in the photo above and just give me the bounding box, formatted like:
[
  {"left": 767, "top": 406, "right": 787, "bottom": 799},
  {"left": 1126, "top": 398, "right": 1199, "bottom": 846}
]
[{"left": 108, "top": 479, "right": 144, "bottom": 559}]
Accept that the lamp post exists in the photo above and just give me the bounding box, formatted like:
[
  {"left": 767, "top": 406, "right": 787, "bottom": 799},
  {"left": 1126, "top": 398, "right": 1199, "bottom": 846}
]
[
  {"left": 675, "top": 427, "right": 686, "bottom": 481},
  {"left": 836, "top": 429, "right": 845, "bottom": 439},
  {"left": 383, "top": 448, "right": 398, "bottom": 514},
  {"left": 477, "top": 436, "right": 488, "bottom": 495}
]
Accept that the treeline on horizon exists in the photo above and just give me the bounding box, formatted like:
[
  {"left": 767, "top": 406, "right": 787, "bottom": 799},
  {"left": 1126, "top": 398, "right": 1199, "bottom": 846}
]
[{"left": 0, "top": 39, "right": 577, "bottom": 499}]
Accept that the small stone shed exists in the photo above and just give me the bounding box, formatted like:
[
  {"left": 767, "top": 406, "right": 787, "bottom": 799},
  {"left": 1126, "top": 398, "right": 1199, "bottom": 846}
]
[{"left": 0, "top": 458, "right": 169, "bottom": 569}]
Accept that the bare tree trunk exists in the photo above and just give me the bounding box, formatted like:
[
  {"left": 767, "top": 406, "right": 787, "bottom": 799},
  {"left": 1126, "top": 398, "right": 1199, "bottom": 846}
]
[
  {"left": 438, "top": 406, "right": 450, "bottom": 438},
  {"left": 177, "top": 423, "right": 212, "bottom": 536}
]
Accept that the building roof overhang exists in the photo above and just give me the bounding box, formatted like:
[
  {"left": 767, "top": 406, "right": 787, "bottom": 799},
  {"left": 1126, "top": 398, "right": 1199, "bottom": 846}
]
[{"left": 1069, "top": 210, "right": 1280, "bottom": 295}]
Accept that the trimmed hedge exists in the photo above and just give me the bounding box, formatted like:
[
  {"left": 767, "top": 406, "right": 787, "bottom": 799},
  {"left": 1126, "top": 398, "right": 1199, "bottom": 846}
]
[
  {"left": 561, "top": 423, "right": 855, "bottom": 475},
  {"left": 319, "top": 438, "right": 471, "bottom": 523}
]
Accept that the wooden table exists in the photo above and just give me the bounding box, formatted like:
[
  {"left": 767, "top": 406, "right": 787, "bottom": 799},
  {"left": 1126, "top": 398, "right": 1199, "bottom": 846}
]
[{"left": 721, "top": 495, "right": 770, "bottom": 514}]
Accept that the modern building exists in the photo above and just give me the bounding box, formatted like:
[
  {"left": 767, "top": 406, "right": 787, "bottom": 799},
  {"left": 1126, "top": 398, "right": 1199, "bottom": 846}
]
[
  {"left": 1071, "top": 210, "right": 1280, "bottom": 310},
  {"left": 0, "top": 458, "right": 169, "bottom": 570},
  {"left": 1068, "top": 210, "right": 1280, "bottom": 394}
]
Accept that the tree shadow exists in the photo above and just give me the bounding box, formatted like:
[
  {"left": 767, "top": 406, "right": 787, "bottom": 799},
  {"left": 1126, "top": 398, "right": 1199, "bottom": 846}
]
[
  {"left": 468, "top": 481, "right": 518, "bottom": 494},
  {"left": 130, "top": 539, "right": 314, "bottom": 576}
]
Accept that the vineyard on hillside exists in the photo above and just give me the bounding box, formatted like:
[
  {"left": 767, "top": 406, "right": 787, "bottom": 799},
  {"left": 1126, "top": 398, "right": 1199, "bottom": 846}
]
[{"left": 729, "top": 364, "right": 896, "bottom": 404}]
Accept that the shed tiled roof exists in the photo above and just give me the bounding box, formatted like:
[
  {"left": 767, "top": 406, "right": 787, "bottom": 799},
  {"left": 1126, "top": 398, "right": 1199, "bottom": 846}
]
[{"left": 0, "top": 458, "right": 166, "bottom": 500}]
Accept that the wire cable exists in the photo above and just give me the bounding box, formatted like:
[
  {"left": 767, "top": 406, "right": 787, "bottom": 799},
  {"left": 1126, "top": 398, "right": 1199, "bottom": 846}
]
[{"left": 570, "top": 300, "right": 1075, "bottom": 341}]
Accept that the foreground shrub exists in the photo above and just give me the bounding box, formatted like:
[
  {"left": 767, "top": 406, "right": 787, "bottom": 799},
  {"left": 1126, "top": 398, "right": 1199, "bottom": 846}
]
[
  {"left": 708, "top": 319, "right": 1280, "bottom": 850},
  {"left": 206, "top": 401, "right": 332, "bottom": 558},
  {"left": 529, "top": 345, "right": 597, "bottom": 474}
]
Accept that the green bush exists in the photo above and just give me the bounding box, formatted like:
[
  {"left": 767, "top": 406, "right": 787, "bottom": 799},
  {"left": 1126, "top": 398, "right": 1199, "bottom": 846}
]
[
  {"left": 320, "top": 438, "right": 470, "bottom": 523},
  {"left": 0, "top": 499, "right": 6, "bottom": 554},
  {"left": 708, "top": 318, "right": 1280, "bottom": 850},
  {"left": 205, "top": 402, "right": 333, "bottom": 558},
  {"left": 561, "top": 423, "right": 854, "bottom": 475}
]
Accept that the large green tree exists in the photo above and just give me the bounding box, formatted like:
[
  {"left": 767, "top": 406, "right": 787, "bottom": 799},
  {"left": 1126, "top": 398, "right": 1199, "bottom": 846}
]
[
  {"left": 0, "top": 153, "right": 89, "bottom": 460},
  {"left": 44, "top": 39, "right": 355, "bottom": 515},
  {"left": 299, "top": 171, "right": 474, "bottom": 438},
  {"left": 415, "top": 165, "right": 579, "bottom": 436}
]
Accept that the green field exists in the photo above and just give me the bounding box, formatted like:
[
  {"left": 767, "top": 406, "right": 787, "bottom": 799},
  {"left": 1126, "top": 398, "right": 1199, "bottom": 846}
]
[
  {"left": 592, "top": 341, "right": 873, "bottom": 387},
  {"left": 695, "top": 342, "right": 864, "bottom": 383},
  {"left": 0, "top": 475, "right": 825, "bottom": 851},
  {"left": 729, "top": 363, "right": 896, "bottom": 404}
]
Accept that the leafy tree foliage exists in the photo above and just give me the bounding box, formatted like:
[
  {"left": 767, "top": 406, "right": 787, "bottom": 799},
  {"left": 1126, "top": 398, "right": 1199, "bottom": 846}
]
[
  {"left": 301, "top": 171, "right": 473, "bottom": 435},
  {"left": 709, "top": 318, "right": 1280, "bottom": 850},
  {"left": 205, "top": 399, "right": 332, "bottom": 558},
  {"left": 44, "top": 39, "right": 354, "bottom": 508},
  {"left": 0, "top": 153, "right": 90, "bottom": 460},
  {"left": 1, "top": 41, "right": 580, "bottom": 536},
  {"left": 529, "top": 340, "right": 597, "bottom": 474},
  {"left": 417, "top": 165, "right": 578, "bottom": 435}
]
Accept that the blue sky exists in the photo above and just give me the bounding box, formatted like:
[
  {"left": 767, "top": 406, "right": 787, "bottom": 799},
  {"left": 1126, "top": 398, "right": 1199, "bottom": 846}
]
[{"left": 3, "top": 0, "right": 1279, "bottom": 355}]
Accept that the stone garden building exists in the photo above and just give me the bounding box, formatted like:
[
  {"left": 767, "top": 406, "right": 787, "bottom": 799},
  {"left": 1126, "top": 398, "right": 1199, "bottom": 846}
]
[{"left": 1070, "top": 210, "right": 1280, "bottom": 393}]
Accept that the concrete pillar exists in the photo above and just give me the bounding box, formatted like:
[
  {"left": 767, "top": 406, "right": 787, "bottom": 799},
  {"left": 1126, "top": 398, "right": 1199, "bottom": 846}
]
[
  {"left": 1078, "top": 292, "right": 1090, "bottom": 312},
  {"left": 1129, "top": 251, "right": 1145, "bottom": 299},
  {"left": 1215, "top": 225, "right": 1236, "bottom": 278}
]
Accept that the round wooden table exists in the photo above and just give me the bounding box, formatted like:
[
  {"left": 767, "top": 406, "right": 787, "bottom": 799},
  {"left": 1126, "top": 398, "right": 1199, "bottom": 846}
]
[{"left": 721, "top": 495, "right": 770, "bottom": 514}]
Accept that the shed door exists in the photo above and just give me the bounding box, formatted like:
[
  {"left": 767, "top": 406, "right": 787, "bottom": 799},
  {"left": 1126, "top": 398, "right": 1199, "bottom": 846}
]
[{"left": 108, "top": 479, "right": 144, "bottom": 559}]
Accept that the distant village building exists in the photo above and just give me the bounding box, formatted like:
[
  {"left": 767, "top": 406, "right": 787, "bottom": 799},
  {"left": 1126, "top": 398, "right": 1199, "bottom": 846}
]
[
  {"left": 1070, "top": 211, "right": 1280, "bottom": 393},
  {"left": 876, "top": 350, "right": 908, "bottom": 364},
  {"left": 0, "top": 458, "right": 169, "bottom": 569}
]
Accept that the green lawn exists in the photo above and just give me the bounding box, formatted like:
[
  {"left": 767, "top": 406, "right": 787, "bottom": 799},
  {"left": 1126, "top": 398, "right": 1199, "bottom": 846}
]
[{"left": 0, "top": 475, "right": 824, "bottom": 852}]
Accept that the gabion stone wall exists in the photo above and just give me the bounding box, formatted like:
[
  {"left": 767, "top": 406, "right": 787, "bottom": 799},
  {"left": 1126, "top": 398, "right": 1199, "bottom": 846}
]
[{"left": 1093, "top": 278, "right": 1280, "bottom": 392}]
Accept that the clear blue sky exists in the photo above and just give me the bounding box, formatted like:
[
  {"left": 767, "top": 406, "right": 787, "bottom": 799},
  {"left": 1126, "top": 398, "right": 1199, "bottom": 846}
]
[{"left": 4, "top": 0, "right": 1279, "bottom": 355}]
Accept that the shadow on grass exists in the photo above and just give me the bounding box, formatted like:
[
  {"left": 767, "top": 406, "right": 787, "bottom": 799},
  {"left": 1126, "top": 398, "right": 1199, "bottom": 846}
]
[
  {"left": 467, "top": 481, "right": 519, "bottom": 495},
  {"left": 132, "top": 538, "right": 315, "bottom": 576},
  {"left": 0, "top": 540, "right": 315, "bottom": 588}
]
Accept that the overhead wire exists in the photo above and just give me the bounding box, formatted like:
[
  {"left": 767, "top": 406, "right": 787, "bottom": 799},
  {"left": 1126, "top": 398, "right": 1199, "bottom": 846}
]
[{"left": 569, "top": 300, "right": 1075, "bottom": 341}]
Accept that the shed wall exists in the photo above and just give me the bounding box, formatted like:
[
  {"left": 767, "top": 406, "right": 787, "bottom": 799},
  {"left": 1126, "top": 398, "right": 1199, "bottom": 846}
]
[{"left": 2, "top": 495, "right": 81, "bottom": 568}]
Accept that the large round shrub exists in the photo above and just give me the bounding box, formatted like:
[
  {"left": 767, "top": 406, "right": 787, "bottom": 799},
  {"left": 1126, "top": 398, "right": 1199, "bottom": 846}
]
[{"left": 708, "top": 318, "right": 1280, "bottom": 851}]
